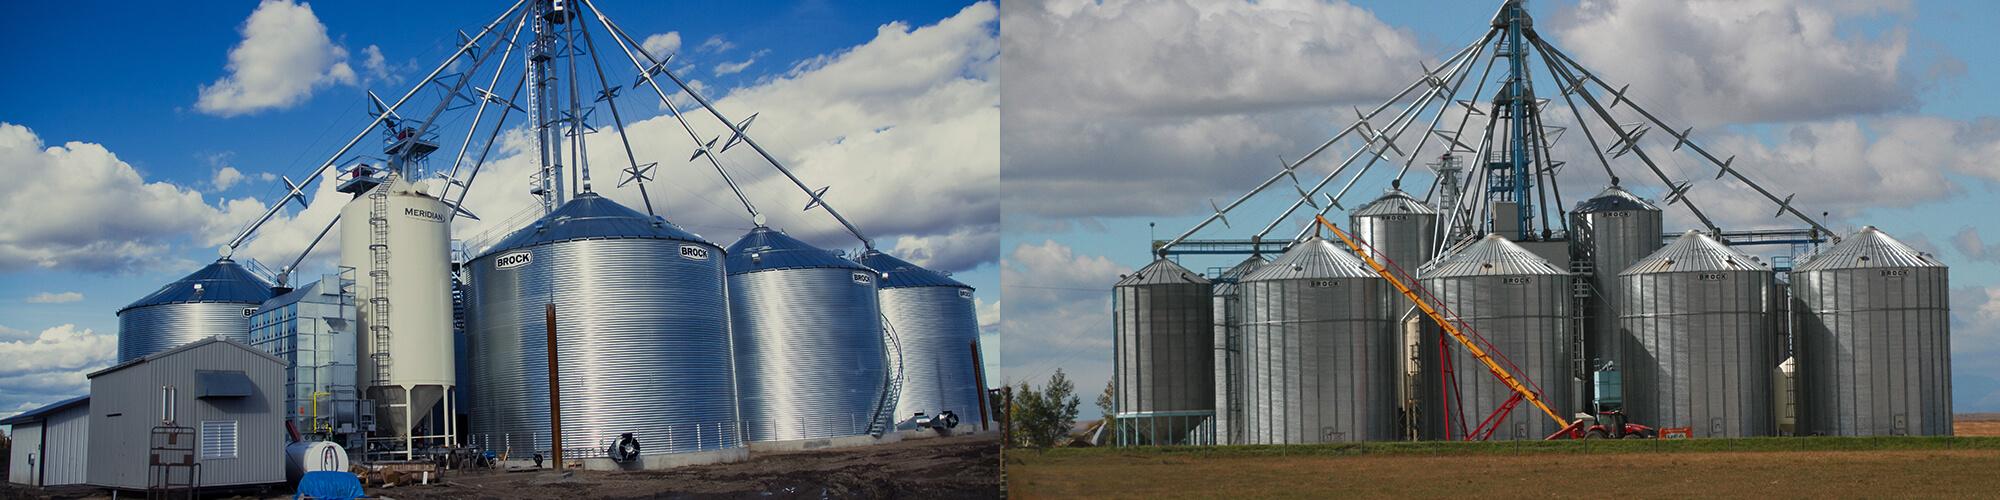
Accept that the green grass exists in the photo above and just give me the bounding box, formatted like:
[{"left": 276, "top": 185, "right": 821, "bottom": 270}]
[{"left": 1014, "top": 435, "right": 2000, "bottom": 459}]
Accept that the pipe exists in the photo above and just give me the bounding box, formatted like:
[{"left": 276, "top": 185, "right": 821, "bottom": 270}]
[{"left": 546, "top": 302, "right": 562, "bottom": 470}]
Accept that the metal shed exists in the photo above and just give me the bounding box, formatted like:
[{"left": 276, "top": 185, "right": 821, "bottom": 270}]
[
  {"left": 87, "top": 337, "right": 286, "bottom": 491},
  {"left": 3, "top": 396, "right": 90, "bottom": 486}
]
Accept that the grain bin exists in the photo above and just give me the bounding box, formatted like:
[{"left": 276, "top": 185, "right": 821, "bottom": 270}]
[
  {"left": 728, "top": 227, "right": 888, "bottom": 442},
  {"left": 117, "top": 258, "right": 275, "bottom": 362},
  {"left": 1350, "top": 187, "right": 1439, "bottom": 274},
  {"left": 1570, "top": 184, "right": 1663, "bottom": 377},
  {"left": 1417, "top": 234, "right": 1571, "bottom": 440},
  {"left": 1619, "top": 230, "right": 1776, "bottom": 437},
  {"left": 466, "top": 193, "right": 741, "bottom": 458},
  {"left": 1211, "top": 255, "right": 1266, "bottom": 445},
  {"left": 1792, "top": 226, "right": 1951, "bottom": 436},
  {"left": 1238, "top": 238, "right": 1397, "bottom": 443},
  {"left": 1113, "top": 258, "right": 1213, "bottom": 445},
  {"left": 856, "top": 250, "right": 987, "bottom": 430}
]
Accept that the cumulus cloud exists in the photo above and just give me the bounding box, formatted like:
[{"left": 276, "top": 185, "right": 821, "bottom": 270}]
[
  {"left": 888, "top": 224, "right": 999, "bottom": 273},
  {"left": 1954, "top": 227, "right": 2000, "bottom": 263},
  {"left": 1951, "top": 287, "right": 2000, "bottom": 410},
  {"left": 0, "top": 324, "right": 114, "bottom": 415},
  {"left": 1662, "top": 117, "right": 2000, "bottom": 229},
  {"left": 1551, "top": 0, "right": 1919, "bottom": 127},
  {"left": 251, "top": 2, "right": 1000, "bottom": 275},
  {"left": 642, "top": 32, "right": 682, "bottom": 57},
  {"left": 212, "top": 166, "right": 248, "bottom": 191},
  {"left": 997, "top": 240, "right": 1128, "bottom": 412},
  {"left": 195, "top": 0, "right": 358, "bottom": 117},
  {"left": 25, "top": 292, "right": 82, "bottom": 304},
  {"left": 0, "top": 123, "right": 264, "bottom": 273},
  {"left": 1002, "top": 0, "right": 1428, "bottom": 222}
]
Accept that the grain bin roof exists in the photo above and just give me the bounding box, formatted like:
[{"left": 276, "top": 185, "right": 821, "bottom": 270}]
[
  {"left": 119, "top": 258, "right": 275, "bottom": 313},
  {"left": 857, "top": 250, "right": 968, "bottom": 289},
  {"left": 1242, "top": 237, "right": 1376, "bottom": 281},
  {"left": 1621, "top": 230, "right": 1767, "bottom": 275},
  {"left": 1574, "top": 184, "right": 1661, "bottom": 213},
  {"left": 1116, "top": 258, "right": 1209, "bottom": 286},
  {"left": 1421, "top": 233, "right": 1566, "bottom": 277},
  {"left": 1794, "top": 226, "right": 1944, "bottom": 271},
  {"left": 1353, "top": 188, "right": 1437, "bottom": 216},
  {"left": 726, "top": 226, "right": 872, "bottom": 274},
  {"left": 478, "top": 192, "right": 712, "bottom": 258}
]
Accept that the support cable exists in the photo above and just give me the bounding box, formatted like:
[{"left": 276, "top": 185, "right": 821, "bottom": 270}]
[
  {"left": 1529, "top": 36, "right": 1721, "bottom": 235},
  {"left": 1535, "top": 37, "right": 1836, "bottom": 240},
  {"left": 223, "top": 0, "right": 528, "bottom": 255},
  {"left": 582, "top": 0, "right": 760, "bottom": 220},
  {"left": 590, "top": 0, "right": 871, "bottom": 248},
  {"left": 1154, "top": 33, "right": 1492, "bottom": 256}
]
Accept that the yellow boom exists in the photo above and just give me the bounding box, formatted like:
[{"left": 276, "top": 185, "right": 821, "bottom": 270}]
[{"left": 1315, "top": 215, "right": 1569, "bottom": 429}]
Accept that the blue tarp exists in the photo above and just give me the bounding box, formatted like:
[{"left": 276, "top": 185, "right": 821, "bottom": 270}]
[{"left": 296, "top": 471, "right": 365, "bottom": 500}]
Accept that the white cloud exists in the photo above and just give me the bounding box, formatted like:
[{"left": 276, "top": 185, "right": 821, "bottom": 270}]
[
  {"left": 698, "top": 35, "right": 735, "bottom": 53},
  {"left": 1669, "top": 117, "right": 2000, "bottom": 229},
  {"left": 25, "top": 292, "right": 83, "bottom": 304},
  {"left": 997, "top": 240, "right": 1128, "bottom": 405},
  {"left": 642, "top": 32, "right": 682, "bottom": 57},
  {"left": 361, "top": 44, "right": 392, "bottom": 82},
  {"left": 1952, "top": 286, "right": 2000, "bottom": 411},
  {"left": 1001, "top": 0, "right": 1427, "bottom": 221},
  {"left": 0, "top": 325, "right": 114, "bottom": 380},
  {"left": 0, "top": 123, "right": 264, "bottom": 273},
  {"left": 195, "top": 0, "right": 358, "bottom": 117},
  {"left": 252, "top": 2, "right": 1001, "bottom": 274},
  {"left": 1552, "top": 0, "right": 1918, "bottom": 127},
  {"left": 212, "top": 166, "right": 248, "bottom": 191},
  {"left": 1953, "top": 227, "right": 2000, "bottom": 263},
  {"left": 713, "top": 49, "right": 768, "bottom": 76},
  {"left": 888, "top": 224, "right": 998, "bottom": 273},
  {"left": 975, "top": 296, "right": 999, "bottom": 334}
]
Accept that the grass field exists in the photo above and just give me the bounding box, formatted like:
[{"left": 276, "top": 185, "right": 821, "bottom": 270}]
[{"left": 1006, "top": 421, "right": 2000, "bottom": 498}]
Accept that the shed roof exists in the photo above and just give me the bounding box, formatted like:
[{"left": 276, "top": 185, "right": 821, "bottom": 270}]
[
  {"left": 0, "top": 395, "right": 88, "bottom": 425},
  {"left": 88, "top": 337, "right": 286, "bottom": 379}
]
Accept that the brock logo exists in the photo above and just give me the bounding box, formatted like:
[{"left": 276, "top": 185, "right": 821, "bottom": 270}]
[
  {"left": 852, "top": 272, "right": 874, "bottom": 285},
  {"left": 679, "top": 245, "right": 711, "bottom": 260},
  {"left": 495, "top": 251, "right": 533, "bottom": 270}
]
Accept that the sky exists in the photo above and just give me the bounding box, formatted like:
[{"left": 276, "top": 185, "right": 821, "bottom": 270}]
[
  {"left": 999, "top": 0, "right": 2000, "bottom": 418},
  {"left": 0, "top": 0, "right": 998, "bottom": 421}
]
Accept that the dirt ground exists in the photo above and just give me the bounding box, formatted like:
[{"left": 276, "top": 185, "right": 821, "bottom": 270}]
[
  {"left": 1006, "top": 417, "right": 2000, "bottom": 499},
  {"left": 1009, "top": 448, "right": 2000, "bottom": 498},
  {"left": 0, "top": 432, "right": 998, "bottom": 500},
  {"left": 381, "top": 433, "right": 999, "bottom": 499}
]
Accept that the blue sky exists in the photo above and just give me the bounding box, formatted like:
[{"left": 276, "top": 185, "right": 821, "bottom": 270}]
[
  {"left": 0, "top": 0, "right": 998, "bottom": 418},
  {"left": 1000, "top": 0, "right": 2000, "bottom": 417}
]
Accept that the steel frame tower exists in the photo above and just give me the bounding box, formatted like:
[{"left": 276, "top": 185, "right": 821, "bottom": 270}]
[{"left": 1489, "top": 1, "right": 1536, "bottom": 240}]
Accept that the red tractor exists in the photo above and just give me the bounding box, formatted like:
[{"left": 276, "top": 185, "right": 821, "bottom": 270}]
[{"left": 1546, "top": 410, "right": 1656, "bottom": 440}]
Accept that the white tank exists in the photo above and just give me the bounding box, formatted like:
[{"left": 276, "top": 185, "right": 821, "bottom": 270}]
[
  {"left": 286, "top": 441, "right": 350, "bottom": 483},
  {"left": 340, "top": 172, "right": 456, "bottom": 445}
]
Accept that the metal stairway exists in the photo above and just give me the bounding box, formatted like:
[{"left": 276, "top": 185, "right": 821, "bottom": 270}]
[
  {"left": 868, "top": 315, "right": 905, "bottom": 437},
  {"left": 1568, "top": 258, "right": 1594, "bottom": 381},
  {"left": 367, "top": 186, "right": 394, "bottom": 387}
]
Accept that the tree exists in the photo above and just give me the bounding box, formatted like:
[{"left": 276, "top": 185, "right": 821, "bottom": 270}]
[
  {"left": 1009, "top": 369, "right": 1082, "bottom": 449},
  {"left": 1096, "top": 378, "right": 1117, "bottom": 437}
]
